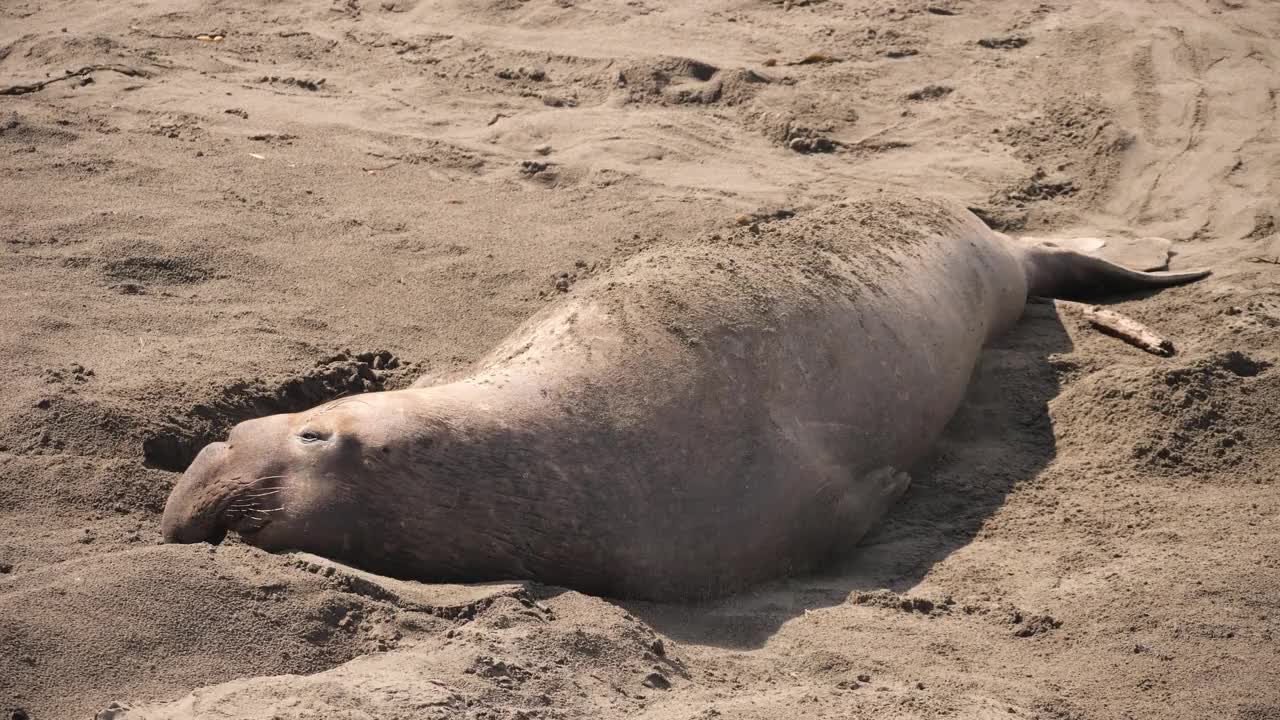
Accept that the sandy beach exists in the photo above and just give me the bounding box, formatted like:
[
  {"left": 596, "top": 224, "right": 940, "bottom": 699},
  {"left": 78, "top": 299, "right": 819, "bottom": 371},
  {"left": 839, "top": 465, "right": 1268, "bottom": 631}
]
[{"left": 2, "top": 0, "right": 1278, "bottom": 717}]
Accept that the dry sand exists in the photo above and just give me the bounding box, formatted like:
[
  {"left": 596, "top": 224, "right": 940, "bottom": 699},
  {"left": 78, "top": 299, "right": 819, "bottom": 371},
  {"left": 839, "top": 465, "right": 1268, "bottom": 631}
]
[{"left": 2, "top": 0, "right": 1279, "bottom": 718}]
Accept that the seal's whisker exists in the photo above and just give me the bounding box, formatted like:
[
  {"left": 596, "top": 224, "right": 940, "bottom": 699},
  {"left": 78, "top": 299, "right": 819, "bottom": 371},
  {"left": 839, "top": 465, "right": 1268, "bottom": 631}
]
[
  {"left": 228, "top": 499, "right": 286, "bottom": 520},
  {"left": 236, "top": 489, "right": 283, "bottom": 499}
]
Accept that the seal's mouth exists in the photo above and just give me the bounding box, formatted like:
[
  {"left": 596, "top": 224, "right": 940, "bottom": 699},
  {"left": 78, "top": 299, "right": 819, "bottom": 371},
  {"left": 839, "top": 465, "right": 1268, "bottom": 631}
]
[
  {"left": 225, "top": 513, "right": 268, "bottom": 541},
  {"left": 212, "top": 510, "right": 270, "bottom": 546},
  {"left": 216, "top": 479, "right": 286, "bottom": 543},
  {"left": 205, "top": 524, "right": 229, "bottom": 546}
]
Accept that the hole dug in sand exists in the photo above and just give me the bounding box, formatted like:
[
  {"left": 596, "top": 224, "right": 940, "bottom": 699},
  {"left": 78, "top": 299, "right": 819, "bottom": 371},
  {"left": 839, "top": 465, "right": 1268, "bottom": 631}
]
[{"left": 142, "top": 350, "right": 411, "bottom": 472}]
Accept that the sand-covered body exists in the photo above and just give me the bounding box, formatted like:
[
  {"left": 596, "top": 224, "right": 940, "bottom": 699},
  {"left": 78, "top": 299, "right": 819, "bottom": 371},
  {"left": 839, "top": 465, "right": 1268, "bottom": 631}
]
[{"left": 163, "top": 196, "right": 1204, "bottom": 599}]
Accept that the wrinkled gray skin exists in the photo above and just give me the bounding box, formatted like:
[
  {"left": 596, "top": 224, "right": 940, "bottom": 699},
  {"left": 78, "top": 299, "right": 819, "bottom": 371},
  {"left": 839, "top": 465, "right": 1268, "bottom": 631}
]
[{"left": 162, "top": 197, "right": 1208, "bottom": 600}]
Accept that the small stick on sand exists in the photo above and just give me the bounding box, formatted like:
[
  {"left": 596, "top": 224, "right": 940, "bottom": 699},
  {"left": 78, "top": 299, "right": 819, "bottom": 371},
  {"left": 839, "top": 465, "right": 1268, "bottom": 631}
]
[
  {"left": 0, "top": 65, "right": 149, "bottom": 95},
  {"left": 1061, "top": 301, "right": 1176, "bottom": 356}
]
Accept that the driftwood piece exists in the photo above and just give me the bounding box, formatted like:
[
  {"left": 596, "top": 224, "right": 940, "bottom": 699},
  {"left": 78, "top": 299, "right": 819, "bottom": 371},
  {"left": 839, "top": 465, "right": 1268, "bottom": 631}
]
[
  {"left": 0, "top": 65, "right": 149, "bottom": 96},
  {"left": 1075, "top": 303, "right": 1175, "bottom": 356}
]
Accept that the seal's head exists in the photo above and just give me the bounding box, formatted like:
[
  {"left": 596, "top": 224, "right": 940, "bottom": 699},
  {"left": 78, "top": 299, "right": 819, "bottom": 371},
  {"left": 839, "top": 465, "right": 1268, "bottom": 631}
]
[{"left": 161, "top": 397, "right": 396, "bottom": 552}]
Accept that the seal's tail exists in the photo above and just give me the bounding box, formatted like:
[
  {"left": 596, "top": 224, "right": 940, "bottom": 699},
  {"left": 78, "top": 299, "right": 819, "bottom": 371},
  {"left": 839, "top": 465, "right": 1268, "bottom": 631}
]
[{"left": 1020, "top": 243, "right": 1211, "bottom": 300}]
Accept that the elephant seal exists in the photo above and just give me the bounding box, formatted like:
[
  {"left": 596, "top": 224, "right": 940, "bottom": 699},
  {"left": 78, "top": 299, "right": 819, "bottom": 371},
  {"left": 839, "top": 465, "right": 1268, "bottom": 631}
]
[{"left": 162, "top": 194, "right": 1208, "bottom": 600}]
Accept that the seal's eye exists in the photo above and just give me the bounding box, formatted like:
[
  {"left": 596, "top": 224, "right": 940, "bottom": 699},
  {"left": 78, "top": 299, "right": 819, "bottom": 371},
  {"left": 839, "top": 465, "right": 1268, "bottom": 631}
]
[{"left": 299, "top": 430, "right": 324, "bottom": 444}]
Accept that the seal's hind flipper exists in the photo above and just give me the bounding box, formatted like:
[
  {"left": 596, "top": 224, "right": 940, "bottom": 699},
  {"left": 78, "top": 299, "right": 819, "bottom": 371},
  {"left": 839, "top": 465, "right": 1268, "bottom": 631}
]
[{"left": 1020, "top": 244, "right": 1210, "bottom": 301}]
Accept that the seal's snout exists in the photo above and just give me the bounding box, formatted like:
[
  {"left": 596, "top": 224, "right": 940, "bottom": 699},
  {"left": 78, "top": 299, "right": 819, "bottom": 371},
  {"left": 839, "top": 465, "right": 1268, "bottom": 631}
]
[{"left": 161, "top": 441, "right": 231, "bottom": 544}]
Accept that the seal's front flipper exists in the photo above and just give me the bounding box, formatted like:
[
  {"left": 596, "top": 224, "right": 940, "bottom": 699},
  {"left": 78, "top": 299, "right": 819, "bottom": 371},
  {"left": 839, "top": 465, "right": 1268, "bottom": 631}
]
[
  {"left": 1019, "top": 243, "right": 1210, "bottom": 301},
  {"left": 835, "top": 466, "right": 911, "bottom": 547}
]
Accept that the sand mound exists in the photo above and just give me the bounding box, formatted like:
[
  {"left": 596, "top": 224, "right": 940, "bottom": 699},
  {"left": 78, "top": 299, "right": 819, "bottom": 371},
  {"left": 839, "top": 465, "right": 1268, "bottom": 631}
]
[{"left": 1, "top": 546, "right": 393, "bottom": 716}]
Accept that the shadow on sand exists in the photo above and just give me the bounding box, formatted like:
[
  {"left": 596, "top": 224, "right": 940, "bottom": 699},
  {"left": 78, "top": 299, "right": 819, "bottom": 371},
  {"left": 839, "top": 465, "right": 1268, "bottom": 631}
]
[{"left": 621, "top": 301, "right": 1075, "bottom": 650}]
